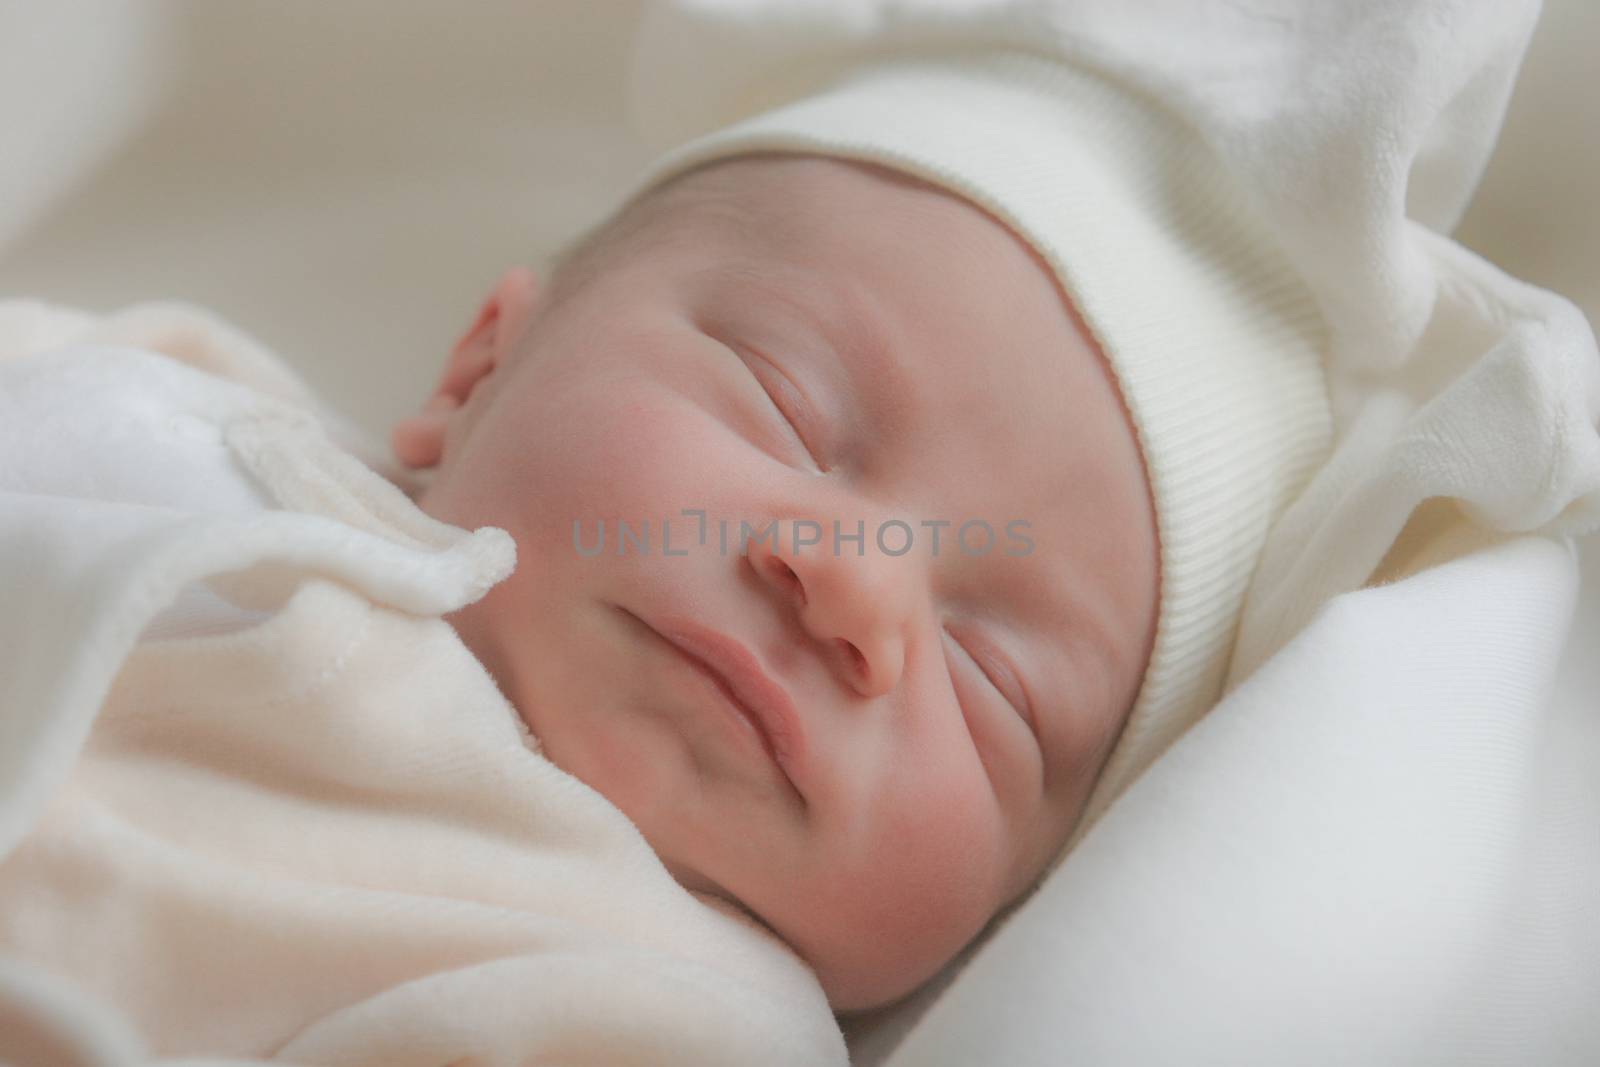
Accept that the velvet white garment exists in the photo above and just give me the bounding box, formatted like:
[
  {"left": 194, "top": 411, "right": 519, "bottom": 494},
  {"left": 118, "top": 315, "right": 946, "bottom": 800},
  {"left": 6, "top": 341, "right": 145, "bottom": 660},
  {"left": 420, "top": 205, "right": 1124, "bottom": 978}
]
[{"left": 0, "top": 300, "right": 849, "bottom": 1066}]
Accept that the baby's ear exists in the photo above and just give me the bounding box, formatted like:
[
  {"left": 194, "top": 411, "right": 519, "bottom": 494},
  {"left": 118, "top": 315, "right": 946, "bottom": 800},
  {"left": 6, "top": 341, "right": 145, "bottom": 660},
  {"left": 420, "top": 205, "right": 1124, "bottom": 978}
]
[{"left": 391, "top": 266, "right": 541, "bottom": 470}]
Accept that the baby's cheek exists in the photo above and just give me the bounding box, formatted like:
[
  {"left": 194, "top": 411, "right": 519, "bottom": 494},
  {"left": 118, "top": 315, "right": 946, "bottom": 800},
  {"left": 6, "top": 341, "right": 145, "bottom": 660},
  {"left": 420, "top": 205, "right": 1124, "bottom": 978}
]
[{"left": 567, "top": 386, "right": 745, "bottom": 524}]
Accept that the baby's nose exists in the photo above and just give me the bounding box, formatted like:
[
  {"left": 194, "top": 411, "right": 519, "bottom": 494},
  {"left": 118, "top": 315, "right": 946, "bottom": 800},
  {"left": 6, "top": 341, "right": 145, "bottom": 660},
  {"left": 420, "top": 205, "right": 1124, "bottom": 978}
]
[{"left": 744, "top": 519, "right": 915, "bottom": 699}]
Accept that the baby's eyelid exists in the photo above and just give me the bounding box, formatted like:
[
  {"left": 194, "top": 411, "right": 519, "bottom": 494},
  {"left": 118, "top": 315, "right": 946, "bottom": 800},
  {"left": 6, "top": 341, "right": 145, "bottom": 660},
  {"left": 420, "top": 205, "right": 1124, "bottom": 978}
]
[
  {"left": 730, "top": 342, "right": 830, "bottom": 472},
  {"left": 948, "top": 625, "right": 1036, "bottom": 734}
]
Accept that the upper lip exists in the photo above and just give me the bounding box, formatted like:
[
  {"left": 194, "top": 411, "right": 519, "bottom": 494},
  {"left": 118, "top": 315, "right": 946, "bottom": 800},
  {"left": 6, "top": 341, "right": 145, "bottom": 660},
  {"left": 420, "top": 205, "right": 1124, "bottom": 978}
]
[{"left": 644, "top": 612, "right": 806, "bottom": 797}]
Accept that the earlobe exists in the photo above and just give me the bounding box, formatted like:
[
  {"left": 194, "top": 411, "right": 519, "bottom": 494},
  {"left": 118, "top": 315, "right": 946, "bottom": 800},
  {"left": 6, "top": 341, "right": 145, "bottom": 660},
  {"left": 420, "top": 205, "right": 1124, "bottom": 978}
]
[{"left": 390, "top": 394, "right": 461, "bottom": 470}]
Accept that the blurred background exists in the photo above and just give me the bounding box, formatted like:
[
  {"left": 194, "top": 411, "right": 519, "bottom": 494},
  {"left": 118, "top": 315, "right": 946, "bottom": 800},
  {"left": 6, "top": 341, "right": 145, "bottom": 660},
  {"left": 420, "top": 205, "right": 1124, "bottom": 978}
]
[
  {"left": 0, "top": 1, "right": 652, "bottom": 439},
  {"left": 0, "top": 0, "right": 1595, "bottom": 445}
]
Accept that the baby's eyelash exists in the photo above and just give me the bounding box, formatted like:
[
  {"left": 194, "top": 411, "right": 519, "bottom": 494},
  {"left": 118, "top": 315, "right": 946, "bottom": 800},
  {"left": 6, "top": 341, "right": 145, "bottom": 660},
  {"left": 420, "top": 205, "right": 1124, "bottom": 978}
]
[
  {"left": 950, "top": 631, "right": 1006, "bottom": 702},
  {"left": 945, "top": 626, "right": 1012, "bottom": 714},
  {"left": 729, "top": 342, "right": 828, "bottom": 472},
  {"left": 946, "top": 625, "right": 1035, "bottom": 736}
]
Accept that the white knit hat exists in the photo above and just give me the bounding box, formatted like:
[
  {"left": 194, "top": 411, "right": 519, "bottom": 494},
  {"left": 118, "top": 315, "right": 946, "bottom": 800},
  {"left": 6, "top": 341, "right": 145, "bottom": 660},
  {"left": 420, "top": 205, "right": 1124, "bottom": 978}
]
[{"left": 612, "top": 48, "right": 1334, "bottom": 874}]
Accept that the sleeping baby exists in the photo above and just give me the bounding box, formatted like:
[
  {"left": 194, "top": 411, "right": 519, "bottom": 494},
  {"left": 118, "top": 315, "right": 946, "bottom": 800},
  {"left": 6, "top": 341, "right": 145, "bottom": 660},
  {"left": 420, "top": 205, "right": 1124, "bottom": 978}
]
[
  {"left": 389, "top": 151, "right": 1164, "bottom": 1013},
  {"left": 0, "top": 8, "right": 1341, "bottom": 1066}
]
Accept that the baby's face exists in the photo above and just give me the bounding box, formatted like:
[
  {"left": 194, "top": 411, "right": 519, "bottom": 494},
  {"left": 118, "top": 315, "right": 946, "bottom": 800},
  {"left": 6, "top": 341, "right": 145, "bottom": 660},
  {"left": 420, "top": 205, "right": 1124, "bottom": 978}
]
[{"left": 401, "top": 154, "right": 1158, "bottom": 1012}]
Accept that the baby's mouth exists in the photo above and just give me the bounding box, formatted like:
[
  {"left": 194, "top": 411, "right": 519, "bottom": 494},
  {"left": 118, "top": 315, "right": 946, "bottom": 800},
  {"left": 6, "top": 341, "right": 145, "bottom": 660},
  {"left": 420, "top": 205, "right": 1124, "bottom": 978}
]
[{"left": 611, "top": 603, "right": 808, "bottom": 803}]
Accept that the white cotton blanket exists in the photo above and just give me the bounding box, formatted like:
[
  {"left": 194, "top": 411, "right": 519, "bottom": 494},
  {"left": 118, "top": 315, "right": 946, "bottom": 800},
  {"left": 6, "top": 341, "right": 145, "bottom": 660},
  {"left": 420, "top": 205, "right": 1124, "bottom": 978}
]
[{"left": 0, "top": 300, "right": 849, "bottom": 1066}]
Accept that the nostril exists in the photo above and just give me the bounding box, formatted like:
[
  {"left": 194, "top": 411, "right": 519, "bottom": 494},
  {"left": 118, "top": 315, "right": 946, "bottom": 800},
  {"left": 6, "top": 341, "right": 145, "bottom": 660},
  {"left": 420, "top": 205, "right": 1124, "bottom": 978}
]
[
  {"left": 769, "top": 557, "right": 806, "bottom": 604},
  {"left": 840, "top": 639, "right": 866, "bottom": 679}
]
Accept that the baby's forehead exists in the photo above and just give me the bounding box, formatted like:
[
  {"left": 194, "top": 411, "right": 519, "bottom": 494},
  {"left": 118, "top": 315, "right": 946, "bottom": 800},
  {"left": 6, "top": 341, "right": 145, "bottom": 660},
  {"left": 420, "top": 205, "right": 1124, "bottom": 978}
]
[{"left": 620, "top": 154, "right": 1009, "bottom": 267}]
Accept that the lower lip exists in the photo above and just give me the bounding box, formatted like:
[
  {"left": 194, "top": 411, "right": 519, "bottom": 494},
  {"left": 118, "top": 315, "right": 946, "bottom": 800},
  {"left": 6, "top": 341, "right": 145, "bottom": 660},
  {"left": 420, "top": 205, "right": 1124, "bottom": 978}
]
[
  {"left": 671, "top": 648, "right": 785, "bottom": 769},
  {"left": 624, "top": 610, "right": 785, "bottom": 773}
]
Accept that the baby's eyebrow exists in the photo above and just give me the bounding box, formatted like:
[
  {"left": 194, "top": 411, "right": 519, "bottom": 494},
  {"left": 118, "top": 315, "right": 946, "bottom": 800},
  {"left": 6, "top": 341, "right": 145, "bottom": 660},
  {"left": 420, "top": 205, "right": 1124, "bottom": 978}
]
[
  {"left": 806, "top": 271, "right": 902, "bottom": 400},
  {"left": 810, "top": 273, "right": 917, "bottom": 439}
]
